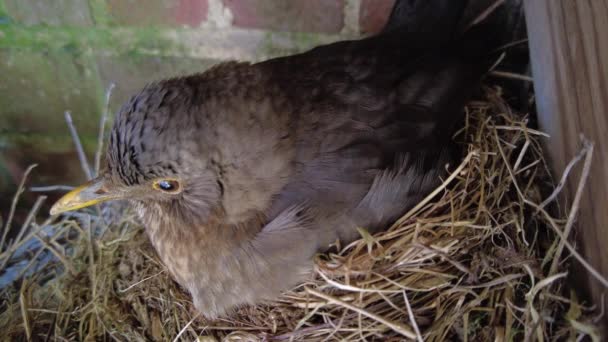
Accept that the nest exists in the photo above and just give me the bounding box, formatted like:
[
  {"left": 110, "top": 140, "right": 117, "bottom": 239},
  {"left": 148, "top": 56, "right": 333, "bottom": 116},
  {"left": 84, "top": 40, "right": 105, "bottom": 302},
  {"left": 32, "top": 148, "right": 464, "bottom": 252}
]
[{"left": 0, "top": 87, "right": 601, "bottom": 341}]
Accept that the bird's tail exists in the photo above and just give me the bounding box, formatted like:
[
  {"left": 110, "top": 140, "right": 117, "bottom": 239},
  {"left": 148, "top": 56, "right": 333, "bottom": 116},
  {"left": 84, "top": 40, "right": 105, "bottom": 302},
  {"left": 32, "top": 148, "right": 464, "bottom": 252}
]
[
  {"left": 383, "top": 0, "right": 526, "bottom": 56},
  {"left": 377, "top": 0, "right": 527, "bottom": 144},
  {"left": 382, "top": 0, "right": 468, "bottom": 39}
]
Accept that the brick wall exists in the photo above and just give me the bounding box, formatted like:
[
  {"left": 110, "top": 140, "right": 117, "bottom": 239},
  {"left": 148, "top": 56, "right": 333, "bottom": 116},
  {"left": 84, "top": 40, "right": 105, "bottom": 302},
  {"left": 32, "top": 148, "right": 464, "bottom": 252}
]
[
  {"left": 3, "top": 0, "right": 396, "bottom": 55},
  {"left": 102, "top": 0, "right": 393, "bottom": 35},
  {"left": 0, "top": 0, "right": 395, "bottom": 216},
  {"left": 1, "top": 0, "right": 397, "bottom": 107}
]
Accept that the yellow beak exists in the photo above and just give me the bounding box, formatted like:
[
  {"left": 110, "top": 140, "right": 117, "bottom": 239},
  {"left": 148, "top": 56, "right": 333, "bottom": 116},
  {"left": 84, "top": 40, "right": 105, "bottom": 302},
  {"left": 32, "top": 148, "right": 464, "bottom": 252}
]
[{"left": 50, "top": 177, "right": 124, "bottom": 215}]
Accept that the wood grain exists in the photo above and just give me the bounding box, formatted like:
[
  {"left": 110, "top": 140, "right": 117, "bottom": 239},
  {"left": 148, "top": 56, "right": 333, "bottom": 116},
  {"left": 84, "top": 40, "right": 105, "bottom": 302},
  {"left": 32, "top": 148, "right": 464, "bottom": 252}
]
[{"left": 524, "top": 0, "right": 608, "bottom": 329}]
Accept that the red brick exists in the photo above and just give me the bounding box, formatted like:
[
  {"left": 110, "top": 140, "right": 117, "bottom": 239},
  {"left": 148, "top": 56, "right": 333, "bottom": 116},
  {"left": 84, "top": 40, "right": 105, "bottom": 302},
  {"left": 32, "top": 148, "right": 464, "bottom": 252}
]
[
  {"left": 360, "top": 0, "right": 395, "bottom": 35},
  {"left": 173, "top": 0, "right": 208, "bottom": 27},
  {"left": 107, "top": 0, "right": 208, "bottom": 28},
  {"left": 224, "top": 0, "right": 344, "bottom": 33}
]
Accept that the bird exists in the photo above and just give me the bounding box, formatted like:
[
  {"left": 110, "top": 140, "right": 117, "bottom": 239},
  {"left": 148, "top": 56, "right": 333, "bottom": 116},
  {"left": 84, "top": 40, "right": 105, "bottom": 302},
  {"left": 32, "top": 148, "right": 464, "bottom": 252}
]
[{"left": 50, "top": 0, "right": 504, "bottom": 318}]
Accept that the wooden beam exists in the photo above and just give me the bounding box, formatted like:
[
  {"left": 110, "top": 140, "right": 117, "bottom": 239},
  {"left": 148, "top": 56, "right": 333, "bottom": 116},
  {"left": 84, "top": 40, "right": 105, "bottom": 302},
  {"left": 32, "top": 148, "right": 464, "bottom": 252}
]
[{"left": 524, "top": 0, "right": 608, "bottom": 328}]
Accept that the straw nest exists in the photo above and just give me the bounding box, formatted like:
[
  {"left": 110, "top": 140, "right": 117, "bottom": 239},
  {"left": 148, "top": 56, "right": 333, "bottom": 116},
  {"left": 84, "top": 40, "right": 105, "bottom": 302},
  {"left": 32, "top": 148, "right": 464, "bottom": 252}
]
[{"left": 0, "top": 86, "right": 601, "bottom": 341}]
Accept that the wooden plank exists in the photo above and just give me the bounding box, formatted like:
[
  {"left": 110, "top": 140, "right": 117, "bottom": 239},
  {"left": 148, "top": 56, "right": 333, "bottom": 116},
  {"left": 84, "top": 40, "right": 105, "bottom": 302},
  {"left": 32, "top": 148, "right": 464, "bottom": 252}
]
[{"left": 524, "top": 0, "right": 608, "bottom": 328}]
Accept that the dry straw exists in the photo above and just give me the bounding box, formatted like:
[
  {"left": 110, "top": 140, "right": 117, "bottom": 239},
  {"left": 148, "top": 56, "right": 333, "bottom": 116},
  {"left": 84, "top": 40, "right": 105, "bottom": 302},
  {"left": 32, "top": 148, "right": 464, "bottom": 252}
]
[{"left": 0, "top": 86, "right": 603, "bottom": 341}]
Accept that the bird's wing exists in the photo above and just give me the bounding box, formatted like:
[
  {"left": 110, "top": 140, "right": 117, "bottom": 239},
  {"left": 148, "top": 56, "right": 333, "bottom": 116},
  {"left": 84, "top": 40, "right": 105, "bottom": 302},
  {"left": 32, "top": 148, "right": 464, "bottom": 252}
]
[{"left": 259, "top": 17, "right": 496, "bottom": 243}]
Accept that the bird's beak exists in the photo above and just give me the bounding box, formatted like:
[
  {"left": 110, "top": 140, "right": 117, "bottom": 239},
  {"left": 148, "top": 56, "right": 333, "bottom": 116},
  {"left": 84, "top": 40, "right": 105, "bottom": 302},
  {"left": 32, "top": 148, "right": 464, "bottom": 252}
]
[{"left": 50, "top": 177, "right": 124, "bottom": 215}]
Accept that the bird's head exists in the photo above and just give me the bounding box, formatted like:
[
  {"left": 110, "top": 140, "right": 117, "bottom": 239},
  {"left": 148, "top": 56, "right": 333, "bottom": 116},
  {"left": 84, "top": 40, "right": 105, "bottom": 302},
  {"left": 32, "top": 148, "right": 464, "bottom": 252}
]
[{"left": 50, "top": 79, "right": 223, "bottom": 224}]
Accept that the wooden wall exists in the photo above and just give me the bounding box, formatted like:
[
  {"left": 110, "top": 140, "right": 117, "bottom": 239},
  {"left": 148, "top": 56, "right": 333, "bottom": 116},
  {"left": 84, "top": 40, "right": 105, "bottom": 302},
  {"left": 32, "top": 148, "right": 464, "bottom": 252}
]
[{"left": 524, "top": 0, "right": 608, "bottom": 329}]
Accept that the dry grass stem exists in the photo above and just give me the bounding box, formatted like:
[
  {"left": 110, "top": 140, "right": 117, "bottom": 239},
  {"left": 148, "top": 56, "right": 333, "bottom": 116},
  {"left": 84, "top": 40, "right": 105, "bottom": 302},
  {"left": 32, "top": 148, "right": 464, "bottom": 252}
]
[
  {"left": 1, "top": 164, "right": 37, "bottom": 250},
  {"left": 64, "top": 111, "right": 92, "bottom": 180},
  {"left": 94, "top": 83, "right": 116, "bottom": 176}
]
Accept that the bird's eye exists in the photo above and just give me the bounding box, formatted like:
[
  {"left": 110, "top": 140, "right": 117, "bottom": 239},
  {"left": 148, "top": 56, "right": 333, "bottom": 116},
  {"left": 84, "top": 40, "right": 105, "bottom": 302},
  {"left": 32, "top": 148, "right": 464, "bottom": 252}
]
[{"left": 152, "top": 179, "right": 181, "bottom": 193}]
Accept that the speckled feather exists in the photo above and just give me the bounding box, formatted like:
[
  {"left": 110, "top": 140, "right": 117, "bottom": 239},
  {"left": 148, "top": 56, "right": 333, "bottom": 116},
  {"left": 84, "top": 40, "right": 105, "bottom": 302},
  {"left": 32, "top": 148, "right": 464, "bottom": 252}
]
[{"left": 102, "top": 0, "right": 498, "bottom": 318}]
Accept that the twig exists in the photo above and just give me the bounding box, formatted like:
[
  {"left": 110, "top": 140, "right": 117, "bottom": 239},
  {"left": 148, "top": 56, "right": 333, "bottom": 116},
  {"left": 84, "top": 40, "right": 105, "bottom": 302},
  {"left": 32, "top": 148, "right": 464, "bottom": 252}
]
[
  {"left": 490, "top": 125, "right": 550, "bottom": 138},
  {"left": 94, "top": 83, "right": 115, "bottom": 176},
  {"left": 412, "top": 242, "right": 475, "bottom": 280},
  {"left": 1, "top": 164, "right": 37, "bottom": 251},
  {"left": 496, "top": 38, "right": 529, "bottom": 51},
  {"left": 513, "top": 140, "right": 530, "bottom": 172},
  {"left": 30, "top": 185, "right": 75, "bottom": 192},
  {"left": 0, "top": 222, "right": 47, "bottom": 270},
  {"left": 494, "top": 130, "right": 606, "bottom": 287},
  {"left": 119, "top": 270, "right": 166, "bottom": 293},
  {"left": 315, "top": 269, "right": 400, "bottom": 294},
  {"left": 306, "top": 287, "right": 416, "bottom": 339},
  {"left": 393, "top": 151, "right": 476, "bottom": 228},
  {"left": 490, "top": 71, "right": 534, "bottom": 83},
  {"left": 172, "top": 313, "right": 200, "bottom": 342},
  {"left": 271, "top": 323, "right": 334, "bottom": 341},
  {"left": 466, "top": 0, "right": 506, "bottom": 29},
  {"left": 548, "top": 139, "right": 595, "bottom": 278},
  {"left": 539, "top": 144, "right": 587, "bottom": 209},
  {"left": 526, "top": 272, "right": 568, "bottom": 301},
  {"left": 19, "top": 283, "right": 31, "bottom": 341},
  {"left": 86, "top": 217, "right": 98, "bottom": 306},
  {"left": 593, "top": 293, "right": 605, "bottom": 324},
  {"left": 14, "top": 196, "right": 46, "bottom": 248},
  {"left": 15, "top": 247, "right": 46, "bottom": 281},
  {"left": 494, "top": 130, "right": 608, "bottom": 287},
  {"left": 65, "top": 111, "right": 92, "bottom": 180},
  {"left": 402, "top": 290, "right": 423, "bottom": 342},
  {"left": 33, "top": 233, "right": 77, "bottom": 276},
  {"left": 461, "top": 274, "right": 525, "bottom": 289}
]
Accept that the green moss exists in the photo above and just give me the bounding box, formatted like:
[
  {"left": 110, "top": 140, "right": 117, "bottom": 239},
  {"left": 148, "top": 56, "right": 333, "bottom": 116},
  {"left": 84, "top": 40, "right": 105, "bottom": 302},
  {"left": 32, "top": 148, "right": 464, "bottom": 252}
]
[
  {"left": 88, "top": 0, "right": 112, "bottom": 26},
  {"left": 0, "top": 20, "right": 345, "bottom": 62},
  {"left": 0, "top": 25, "right": 179, "bottom": 57},
  {"left": 261, "top": 30, "right": 336, "bottom": 58},
  {"left": 0, "top": 0, "right": 11, "bottom": 24}
]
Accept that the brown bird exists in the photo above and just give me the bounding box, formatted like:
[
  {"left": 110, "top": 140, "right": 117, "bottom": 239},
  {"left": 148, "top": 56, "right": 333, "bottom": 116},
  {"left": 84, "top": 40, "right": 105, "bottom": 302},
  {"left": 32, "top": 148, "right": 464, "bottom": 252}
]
[{"left": 50, "top": 0, "right": 501, "bottom": 318}]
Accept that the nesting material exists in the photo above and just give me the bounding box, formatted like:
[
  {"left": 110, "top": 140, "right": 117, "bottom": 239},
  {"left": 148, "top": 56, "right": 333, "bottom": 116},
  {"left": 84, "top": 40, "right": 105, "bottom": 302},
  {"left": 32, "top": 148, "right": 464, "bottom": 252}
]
[{"left": 0, "top": 88, "right": 601, "bottom": 341}]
